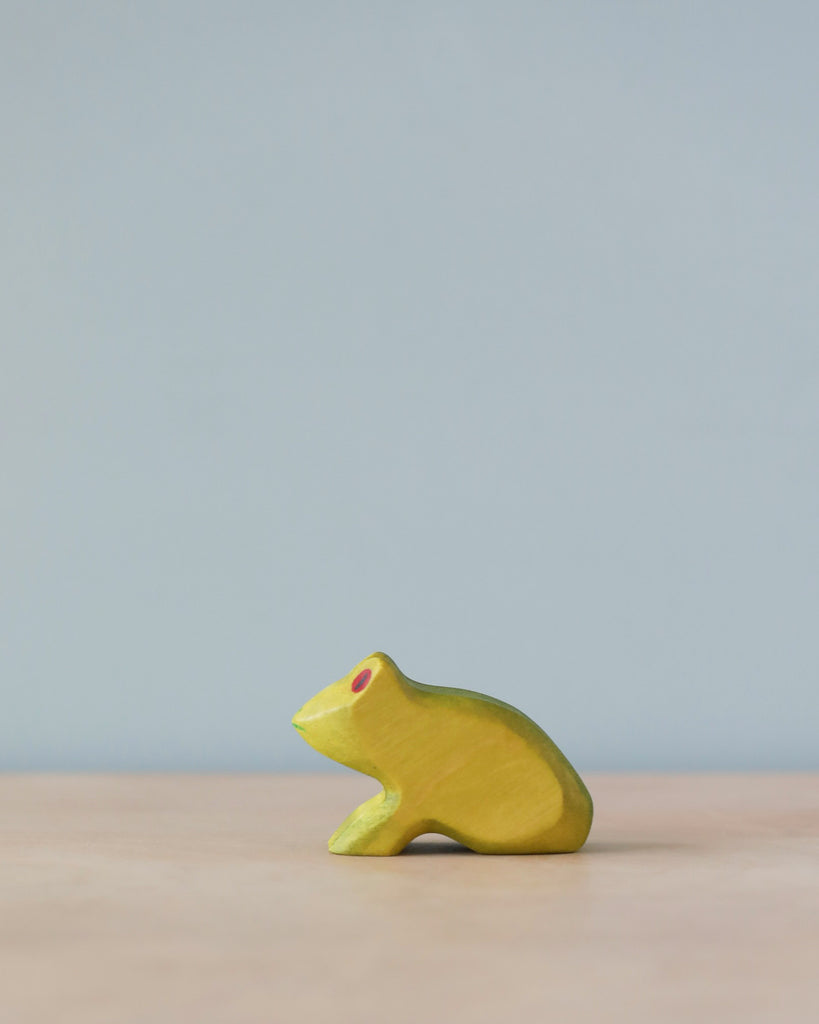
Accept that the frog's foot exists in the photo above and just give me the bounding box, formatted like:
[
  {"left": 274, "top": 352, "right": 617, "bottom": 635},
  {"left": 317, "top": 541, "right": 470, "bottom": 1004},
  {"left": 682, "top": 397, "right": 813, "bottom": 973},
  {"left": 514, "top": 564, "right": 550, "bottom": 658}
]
[{"left": 328, "top": 790, "right": 417, "bottom": 856}]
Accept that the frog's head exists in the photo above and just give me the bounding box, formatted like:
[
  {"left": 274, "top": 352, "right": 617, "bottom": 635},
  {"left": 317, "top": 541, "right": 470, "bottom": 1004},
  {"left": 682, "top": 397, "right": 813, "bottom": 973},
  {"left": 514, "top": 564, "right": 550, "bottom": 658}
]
[{"left": 292, "top": 652, "right": 408, "bottom": 775}]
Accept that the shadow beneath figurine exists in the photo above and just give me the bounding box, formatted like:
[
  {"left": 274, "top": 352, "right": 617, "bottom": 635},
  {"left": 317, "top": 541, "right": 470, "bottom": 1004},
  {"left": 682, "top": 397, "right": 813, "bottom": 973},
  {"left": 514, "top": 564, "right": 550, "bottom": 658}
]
[
  {"left": 402, "top": 837, "right": 691, "bottom": 855},
  {"left": 582, "top": 840, "right": 691, "bottom": 854},
  {"left": 402, "top": 836, "right": 475, "bottom": 855}
]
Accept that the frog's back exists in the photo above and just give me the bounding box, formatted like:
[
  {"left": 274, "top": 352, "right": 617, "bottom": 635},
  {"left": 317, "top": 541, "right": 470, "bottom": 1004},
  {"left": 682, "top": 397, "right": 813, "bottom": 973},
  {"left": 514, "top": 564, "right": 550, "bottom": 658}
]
[{"left": 403, "top": 682, "right": 592, "bottom": 853}]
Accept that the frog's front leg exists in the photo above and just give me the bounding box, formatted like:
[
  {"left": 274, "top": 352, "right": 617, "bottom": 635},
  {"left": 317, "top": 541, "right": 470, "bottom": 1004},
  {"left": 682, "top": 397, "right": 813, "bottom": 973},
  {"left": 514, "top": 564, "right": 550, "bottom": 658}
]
[{"left": 329, "top": 790, "right": 417, "bottom": 856}]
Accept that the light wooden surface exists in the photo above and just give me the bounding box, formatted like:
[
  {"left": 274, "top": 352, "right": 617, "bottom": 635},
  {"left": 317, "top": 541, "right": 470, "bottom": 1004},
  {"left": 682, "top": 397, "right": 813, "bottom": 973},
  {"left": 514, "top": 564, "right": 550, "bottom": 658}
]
[{"left": 1, "top": 774, "right": 817, "bottom": 1024}]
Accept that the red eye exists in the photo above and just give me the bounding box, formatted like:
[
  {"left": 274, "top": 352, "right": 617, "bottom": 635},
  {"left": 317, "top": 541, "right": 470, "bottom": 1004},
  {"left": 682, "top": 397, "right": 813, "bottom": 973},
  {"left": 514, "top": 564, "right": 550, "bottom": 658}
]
[{"left": 351, "top": 669, "right": 371, "bottom": 693}]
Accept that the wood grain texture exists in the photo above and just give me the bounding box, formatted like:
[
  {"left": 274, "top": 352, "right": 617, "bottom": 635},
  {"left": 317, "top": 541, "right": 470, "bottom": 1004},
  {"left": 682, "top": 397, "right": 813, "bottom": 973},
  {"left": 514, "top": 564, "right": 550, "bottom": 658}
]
[
  {"left": 291, "top": 651, "right": 593, "bottom": 854},
  {"left": 0, "top": 773, "right": 817, "bottom": 1024}
]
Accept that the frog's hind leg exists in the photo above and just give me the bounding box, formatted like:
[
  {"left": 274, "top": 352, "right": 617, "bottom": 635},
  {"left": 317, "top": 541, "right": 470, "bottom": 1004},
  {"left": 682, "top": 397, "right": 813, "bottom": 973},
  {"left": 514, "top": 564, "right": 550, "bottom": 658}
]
[{"left": 328, "top": 790, "right": 418, "bottom": 856}]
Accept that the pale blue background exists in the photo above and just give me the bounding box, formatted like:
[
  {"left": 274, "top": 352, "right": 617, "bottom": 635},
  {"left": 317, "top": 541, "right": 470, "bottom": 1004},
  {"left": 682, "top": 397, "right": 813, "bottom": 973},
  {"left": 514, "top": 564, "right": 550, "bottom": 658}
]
[{"left": 3, "top": 3, "right": 817, "bottom": 771}]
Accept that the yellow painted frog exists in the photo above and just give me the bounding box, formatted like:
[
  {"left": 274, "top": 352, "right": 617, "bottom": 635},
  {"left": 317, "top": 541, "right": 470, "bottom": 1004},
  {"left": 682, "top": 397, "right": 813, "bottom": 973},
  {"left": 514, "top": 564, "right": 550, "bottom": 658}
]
[{"left": 292, "top": 652, "right": 593, "bottom": 856}]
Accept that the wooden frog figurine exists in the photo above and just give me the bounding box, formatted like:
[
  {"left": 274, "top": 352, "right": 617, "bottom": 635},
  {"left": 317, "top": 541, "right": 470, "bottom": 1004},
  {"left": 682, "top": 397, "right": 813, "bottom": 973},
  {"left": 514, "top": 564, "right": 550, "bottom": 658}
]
[{"left": 292, "top": 652, "right": 593, "bottom": 856}]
